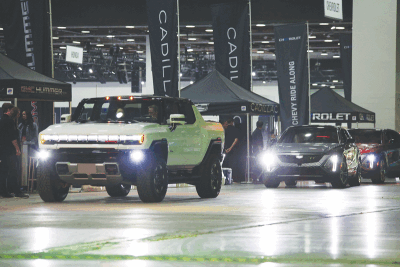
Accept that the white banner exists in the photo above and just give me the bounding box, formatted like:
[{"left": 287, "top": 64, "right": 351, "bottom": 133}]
[
  {"left": 324, "top": 0, "right": 343, "bottom": 20},
  {"left": 66, "top": 45, "right": 83, "bottom": 64}
]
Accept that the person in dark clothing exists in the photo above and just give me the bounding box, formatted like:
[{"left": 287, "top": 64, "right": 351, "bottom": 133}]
[
  {"left": 0, "top": 103, "right": 29, "bottom": 198},
  {"left": 251, "top": 121, "right": 264, "bottom": 183},
  {"left": 18, "top": 110, "right": 39, "bottom": 152},
  {"left": 222, "top": 119, "right": 241, "bottom": 182}
]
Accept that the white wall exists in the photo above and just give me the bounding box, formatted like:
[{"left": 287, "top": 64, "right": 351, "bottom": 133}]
[{"left": 352, "top": 0, "right": 397, "bottom": 129}]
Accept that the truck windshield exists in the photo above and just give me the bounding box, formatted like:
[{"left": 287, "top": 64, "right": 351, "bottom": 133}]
[
  {"left": 73, "top": 98, "right": 162, "bottom": 123},
  {"left": 347, "top": 130, "right": 381, "bottom": 144},
  {"left": 278, "top": 127, "right": 339, "bottom": 144}
]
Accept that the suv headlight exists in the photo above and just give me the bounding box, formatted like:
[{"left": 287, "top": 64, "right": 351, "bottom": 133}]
[
  {"left": 37, "top": 150, "right": 50, "bottom": 160},
  {"left": 324, "top": 154, "right": 340, "bottom": 172},
  {"left": 260, "top": 152, "right": 278, "bottom": 172}
]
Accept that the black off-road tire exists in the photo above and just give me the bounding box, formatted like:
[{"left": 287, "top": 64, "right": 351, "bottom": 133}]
[
  {"left": 349, "top": 163, "right": 361, "bottom": 186},
  {"left": 196, "top": 155, "right": 222, "bottom": 198},
  {"left": 371, "top": 158, "right": 386, "bottom": 184},
  {"left": 136, "top": 155, "right": 168, "bottom": 203},
  {"left": 37, "top": 161, "right": 69, "bottom": 202},
  {"left": 331, "top": 156, "right": 349, "bottom": 188},
  {"left": 106, "top": 184, "right": 131, "bottom": 197},
  {"left": 285, "top": 180, "right": 297, "bottom": 187},
  {"left": 264, "top": 177, "right": 281, "bottom": 188}
]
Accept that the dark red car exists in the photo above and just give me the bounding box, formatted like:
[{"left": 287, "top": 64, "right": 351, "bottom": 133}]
[{"left": 347, "top": 129, "right": 400, "bottom": 184}]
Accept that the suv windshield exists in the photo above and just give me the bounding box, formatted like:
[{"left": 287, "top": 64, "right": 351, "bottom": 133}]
[
  {"left": 278, "top": 127, "right": 339, "bottom": 144},
  {"left": 348, "top": 130, "right": 381, "bottom": 144},
  {"left": 73, "top": 98, "right": 162, "bottom": 123}
]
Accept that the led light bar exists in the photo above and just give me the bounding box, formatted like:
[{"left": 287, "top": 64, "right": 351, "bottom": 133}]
[{"left": 40, "top": 134, "right": 144, "bottom": 144}]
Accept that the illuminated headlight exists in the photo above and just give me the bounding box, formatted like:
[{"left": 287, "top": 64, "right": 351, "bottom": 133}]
[
  {"left": 324, "top": 154, "right": 339, "bottom": 172},
  {"left": 130, "top": 150, "right": 144, "bottom": 162},
  {"left": 367, "top": 154, "right": 376, "bottom": 169},
  {"left": 37, "top": 150, "right": 50, "bottom": 160},
  {"left": 120, "top": 135, "right": 145, "bottom": 144},
  {"left": 260, "top": 152, "right": 277, "bottom": 172}
]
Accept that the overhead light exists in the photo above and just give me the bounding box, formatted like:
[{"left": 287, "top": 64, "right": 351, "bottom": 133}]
[
  {"left": 330, "top": 86, "right": 336, "bottom": 88},
  {"left": 187, "top": 48, "right": 193, "bottom": 52},
  {"left": 73, "top": 41, "right": 80, "bottom": 44},
  {"left": 252, "top": 72, "right": 256, "bottom": 76},
  {"left": 126, "top": 26, "right": 135, "bottom": 28},
  {"left": 262, "top": 41, "right": 270, "bottom": 43},
  {"left": 106, "top": 35, "right": 115, "bottom": 38},
  {"left": 321, "top": 53, "right": 328, "bottom": 55},
  {"left": 188, "top": 38, "right": 197, "bottom": 41},
  {"left": 208, "top": 42, "right": 214, "bottom": 45},
  {"left": 338, "top": 43, "right": 340, "bottom": 45},
  {"left": 205, "top": 29, "right": 213, "bottom": 32},
  {"left": 57, "top": 26, "right": 66, "bottom": 29},
  {"left": 88, "top": 68, "right": 93, "bottom": 74},
  {"left": 81, "top": 30, "right": 90, "bottom": 33},
  {"left": 309, "top": 36, "right": 316, "bottom": 39},
  {"left": 187, "top": 59, "right": 194, "bottom": 62},
  {"left": 331, "top": 26, "right": 336, "bottom": 30},
  {"left": 136, "top": 51, "right": 144, "bottom": 53},
  {"left": 190, "top": 81, "right": 194, "bottom": 84},
  {"left": 324, "top": 40, "right": 333, "bottom": 42},
  {"left": 319, "top": 23, "right": 329, "bottom": 25},
  {"left": 186, "top": 25, "right": 195, "bottom": 28},
  {"left": 336, "top": 27, "right": 345, "bottom": 30},
  {"left": 0, "top": 28, "right": 3, "bottom": 31},
  {"left": 119, "top": 47, "right": 123, "bottom": 50},
  {"left": 257, "top": 51, "right": 264, "bottom": 53},
  {"left": 263, "top": 81, "right": 266, "bottom": 84},
  {"left": 256, "top": 24, "right": 266, "bottom": 27},
  {"left": 139, "top": 58, "right": 144, "bottom": 61},
  {"left": 312, "top": 83, "right": 318, "bottom": 86},
  {"left": 60, "top": 46, "right": 66, "bottom": 49},
  {"left": 307, "top": 50, "right": 314, "bottom": 53},
  {"left": 127, "top": 39, "right": 135, "bottom": 42},
  {"left": 321, "top": 84, "right": 326, "bottom": 87},
  {"left": 96, "top": 44, "right": 104, "bottom": 47},
  {"left": 52, "top": 37, "right": 59, "bottom": 39},
  {"left": 333, "top": 55, "right": 340, "bottom": 58},
  {"left": 141, "top": 81, "right": 145, "bottom": 85},
  {"left": 333, "top": 80, "right": 339, "bottom": 83}
]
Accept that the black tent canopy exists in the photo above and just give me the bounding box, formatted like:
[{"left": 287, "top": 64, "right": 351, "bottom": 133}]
[
  {"left": 180, "top": 70, "right": 279, "bottom": 115},
  {"left": 0, "top": 53, "right": 71, "bottom": 102},
  {"left": 311, "top": 89, "right": 375, "bottom": 123}
]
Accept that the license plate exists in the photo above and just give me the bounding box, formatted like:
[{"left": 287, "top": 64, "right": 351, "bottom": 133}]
[{"left": 78, "top": 164, "right": 96, "bottom": 174}]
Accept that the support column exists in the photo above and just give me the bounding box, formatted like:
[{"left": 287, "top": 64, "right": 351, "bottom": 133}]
[
  {"left": 352, "top": 0, "right": 399, "bottom": 130},
  {"left": 145, "top": 35, "right": 154, "bottom": 95}
]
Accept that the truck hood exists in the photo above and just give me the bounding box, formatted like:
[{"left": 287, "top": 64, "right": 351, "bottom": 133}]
[
  {"left": 273, "top": 143, "right": 340, "bottom": 154},
  {"left": 40, "top": 122, "right": 156, "bottom": 136}
]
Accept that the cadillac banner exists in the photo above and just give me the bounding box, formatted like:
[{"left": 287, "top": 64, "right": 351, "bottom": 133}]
[
  {"left": 340, "top": 34, "right": 352, "bottom": 101},
  {"left": 0, "top": 0, "right": 55, "bottom": 132},
  {"left": 146, "top": 0, "right": 178, "bottom": 97},
  {"left": 211, "top": 2, "right": 250, "bottom": 90},
  {"left": 274, "top": 23, "right": 309, "bottom": 131}
]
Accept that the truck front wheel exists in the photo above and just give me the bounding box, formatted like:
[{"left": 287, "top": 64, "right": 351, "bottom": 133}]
[
  {"left": 136, "top": 155, "right": 168, "bottom": 203},
  {"left": 106, "top": 184, "right": 131, "bottom": 197},
  {"left": 196, "top": 154, "right": 222, "bottom": 198},
  {"left": 37, "top": 162, "right": 69, "bottom": 202}
]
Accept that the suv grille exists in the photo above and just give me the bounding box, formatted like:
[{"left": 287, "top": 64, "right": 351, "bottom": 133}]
[{"left": 278, "top": 155, "right": 323, "bottom": 164}]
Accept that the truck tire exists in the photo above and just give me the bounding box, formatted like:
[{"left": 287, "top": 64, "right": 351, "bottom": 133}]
[
  {"left": 264, "top": 177, "right": 280, "bottom": 188},
  {"left": 196, "top": 154, "right": 222, "bottom": 198},
  {"left": 331, "top": 156, "right": 348, "bottom": 188},
  {"left": 371, "top": 158, "right": 386, "bottom": 184},
  {"left": 37, "top": 162, "right": 69, "bottom": 202},
  {"left": 349, "top": 163, "right": 361, "bottom": 186},
  {"left": 137, "top": 155, "right": 168, "bottom": 203},
  {"left": 285, "top": 180, "right": 297, "bottom": 187},
  {"left": 106, "top": 184, "right": 131, "bottom": 197}
]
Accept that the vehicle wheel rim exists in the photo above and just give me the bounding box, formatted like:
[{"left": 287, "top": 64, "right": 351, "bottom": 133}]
[
  {"left": 357, "top": 166, "right": 362, "bottom": 184},
  {"left": 339, "top": 162, "right": 348, "bottom": 184},
  {"left": 153, "top": 163, "right": 165, "bottom": 194},
  {"left": 210, "top": 161, "right": 221, "bottom": 190}
]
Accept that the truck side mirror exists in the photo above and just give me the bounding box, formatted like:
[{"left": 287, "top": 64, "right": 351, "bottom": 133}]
[
  {"left": 61, "top": 114, "right": 71, "bottom": 123},
  {"left": 169, "top": 114, "right": 186, "bottom": 125}
]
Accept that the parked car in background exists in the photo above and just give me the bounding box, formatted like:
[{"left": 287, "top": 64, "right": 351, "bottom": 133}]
[
  {"left": 261, "top": 125, "right": 361, "bottom": 188},
  {"left": 347, "top": 129, "right": 400, "bottom": 184}
]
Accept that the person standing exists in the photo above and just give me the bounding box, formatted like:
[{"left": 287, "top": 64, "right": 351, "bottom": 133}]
[
  {"left": 19, "top": 110, "right": 39, "bottom": 152},
  {"left": 0, "top": 103, "right": 29, "bottom": 198},
  {"left": 251, "top": 121, "right": 264, "bottom": 183},
  {"left": 222, "top": 118, "right": 241, "bottom": 182}
]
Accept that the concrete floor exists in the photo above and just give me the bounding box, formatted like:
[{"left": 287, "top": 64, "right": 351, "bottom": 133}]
[{"left": 1, "top": 179, "right": 400, "bottom": 266}]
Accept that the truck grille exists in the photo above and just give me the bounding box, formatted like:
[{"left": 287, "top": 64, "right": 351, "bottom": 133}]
[{"left": 56, "top": 148, "right": 121, "bottom": 163}]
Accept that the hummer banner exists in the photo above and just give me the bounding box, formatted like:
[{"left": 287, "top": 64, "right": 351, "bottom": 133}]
[
  {"left": 274, "top": 23, "right": 309, "bottom": 131},
  {"left": 146, "top": 0, "right": 178, "bottom": 97},
  {"left": 0, "top": 0, "right": 55, "bottom": 132},
  {"left": 211, "top": 1, "right": 250, "bottom": 91}
]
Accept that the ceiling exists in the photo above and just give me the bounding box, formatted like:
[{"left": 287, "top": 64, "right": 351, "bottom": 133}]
[{"left": 0, "top": 0, "right": 353, "bottom": 88}]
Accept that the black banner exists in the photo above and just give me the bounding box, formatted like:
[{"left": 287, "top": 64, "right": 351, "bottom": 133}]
[
  {"left": 211, "top": 2, "right": 250, "bottom": 90},
  {"left": 0, "top": 0, "right": 54, "bottom": 132},
  {"left": 339, "top": 34, "right": 352, "bottom": 101},
  {"left": 146, "top": 0, "right": 178, "bottom": 97},
  {"left": 274, "top": 23, "right": 309, "bottom": 131}
]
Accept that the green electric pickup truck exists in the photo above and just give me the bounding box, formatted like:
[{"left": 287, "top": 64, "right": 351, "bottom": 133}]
[{"left": 37, "top": 96, "right": 225, "bottom": 203}]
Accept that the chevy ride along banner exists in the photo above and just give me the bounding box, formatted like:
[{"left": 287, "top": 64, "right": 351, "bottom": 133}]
[
  {"left": 274, "top": 23, "right": 309, "bottom": 131},
  {"left": 339, "top": 34, "right": 352, "bottom": 102},
  {"left": 211, "top": 2, "right": 250, "bottom": 91},
  {"left": 146, "top": 0, "right": 178, "bottom": 97},
  {"left": 0, "top": 0, "right": 54, "bottom": 132}
]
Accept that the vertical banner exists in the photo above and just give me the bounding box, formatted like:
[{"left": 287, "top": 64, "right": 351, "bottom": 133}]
[
  {"left": 211, "top": 2, "right": 250, "bottom": 91},
  {"left": 0, "top": 0, "right": 53, "bottom": 132},
  {"left": 146, "top": 0, "right": 178, "bottom": 97},
  {"left": 274, "top": 23, "right": 309, "bottom": 131},
  {"left": 339, "top": 34, "right": 352, "bottom": 101}
]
